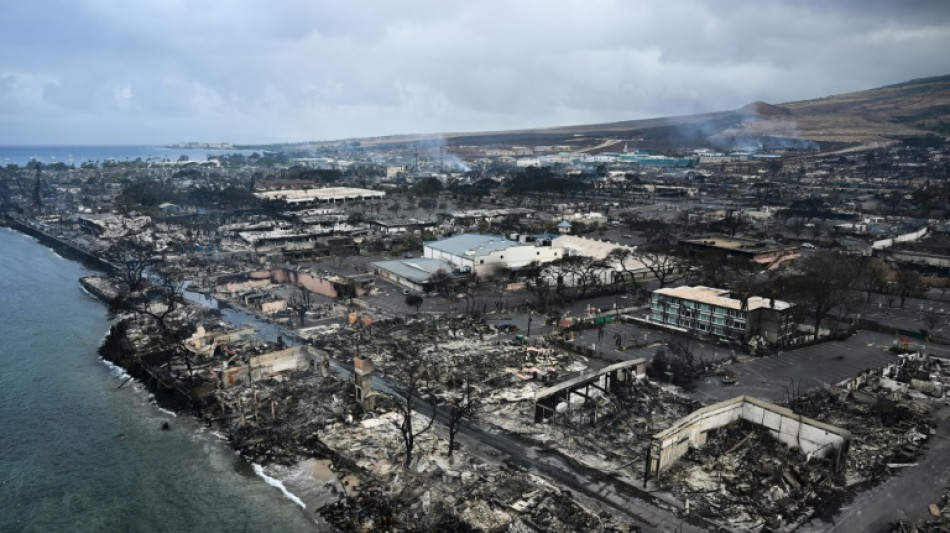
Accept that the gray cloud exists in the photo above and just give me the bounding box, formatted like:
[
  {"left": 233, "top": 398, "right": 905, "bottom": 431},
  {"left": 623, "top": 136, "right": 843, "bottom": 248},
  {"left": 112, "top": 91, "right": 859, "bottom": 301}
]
[{"left": 1, "top": 0, "right": 949, "bottom": 144}]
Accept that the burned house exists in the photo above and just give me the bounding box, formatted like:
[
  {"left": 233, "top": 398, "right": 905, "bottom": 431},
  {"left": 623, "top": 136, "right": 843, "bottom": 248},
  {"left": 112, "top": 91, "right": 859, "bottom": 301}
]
[
  {"left": 366, "top": 218, "right": 436, "bottom": 235},
  {"left": 645, "top": 396, "right": 851, "bottom": 481},
  {"left": 681, "top": 236, "right": 798, "bottom": 265}
]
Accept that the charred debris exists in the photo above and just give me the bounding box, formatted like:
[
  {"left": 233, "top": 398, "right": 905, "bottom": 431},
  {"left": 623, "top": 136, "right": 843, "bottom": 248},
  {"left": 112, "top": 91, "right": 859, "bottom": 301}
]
[
  {"left": 15, "top": 134, "right": 950, "bottom": 531},
  {"left": 97, "top": 285, "right": 641, "bottom": 531}
]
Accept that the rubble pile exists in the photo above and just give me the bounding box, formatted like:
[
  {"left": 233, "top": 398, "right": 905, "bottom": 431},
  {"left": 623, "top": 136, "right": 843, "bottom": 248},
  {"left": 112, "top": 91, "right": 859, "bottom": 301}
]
[
  {"left": 312, "top": 392, "right": 639, "bottom": 531},
  {"left": 789, "top": 390, "right": 931, "bottom": 486},
  {"left": 534, "top": 380, "right": 701, "bottom": 474},
  {"left": 321, "top": 419, "right": 638, "bottom": 532},
  {"left": 108, "top": 310, "right": 636, "bottom": 531},
  {"left": 654, "top": 372, "right": 937, "bottom": 532},
  {"left": 659, "top": 421, "right": 841, "bottom": 531},
  {"left": 316, "top": 315, "right": 596, "bottom": 429},
  {"left": 216, "top": 372, "right": 353, "bottom": 464}
]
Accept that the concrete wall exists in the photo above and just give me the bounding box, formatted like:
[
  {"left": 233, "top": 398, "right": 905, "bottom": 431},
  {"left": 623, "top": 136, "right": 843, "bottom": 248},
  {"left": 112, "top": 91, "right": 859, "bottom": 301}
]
[
  {"left": 221, "top": 278, "right": 270, "bottom": 293},
  {"left": 885, "top": 249, "right": 950, "bottom": 269},
  {"left": 474, "top": 245, "right": 561, "bottom": 276},
  {"left": 423, "top": 243, "right": 561, "bottom": 276},
  {"left": 186, "top": 327, "right": 257, "bottom": 354},
  {"left": 647, "top": 396, "right": 850, "bottom": 479},
  {"left": 249, "top": 345, "right": 312, "bottom": 380},
  {"left": 261, "top": 300, "right": 287, "bottom": 314},
  {"left": 294, "top": 271, "right": 339, "bottom": 298},
  {"left": 872, "top": 226, "right": 928, "bottom": 250},
  {"left": 272, "top": 268, "right": 347, "bottom": 298},
  {"left": 423, "top": 246, "right": 474, "bottom": 272}
]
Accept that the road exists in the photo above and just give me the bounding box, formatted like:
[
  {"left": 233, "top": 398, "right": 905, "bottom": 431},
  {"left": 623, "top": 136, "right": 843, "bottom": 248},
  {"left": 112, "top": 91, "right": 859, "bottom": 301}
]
[{"left": 690, "top": 330, "right": 899, "bottom": 403}]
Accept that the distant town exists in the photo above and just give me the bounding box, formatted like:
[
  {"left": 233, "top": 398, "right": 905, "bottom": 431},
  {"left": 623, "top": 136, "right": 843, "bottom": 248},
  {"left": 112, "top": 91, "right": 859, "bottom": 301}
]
[{"left": 3, "top": 103, "right": 950, "bottom": 531}]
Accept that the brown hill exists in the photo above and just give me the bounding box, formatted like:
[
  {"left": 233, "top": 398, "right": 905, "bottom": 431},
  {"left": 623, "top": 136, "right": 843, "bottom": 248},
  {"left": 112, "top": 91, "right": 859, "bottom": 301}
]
[
  {"left": 282, "top": 75, "right": 950, "bottom": 153},
  {"left": 434, "top": 74, "right": 950, "bottom": 152}
]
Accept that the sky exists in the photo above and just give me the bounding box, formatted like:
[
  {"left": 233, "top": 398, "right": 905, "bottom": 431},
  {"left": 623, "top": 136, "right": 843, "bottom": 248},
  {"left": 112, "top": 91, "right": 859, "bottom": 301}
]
[{"left": 2, "top": 0, "right": 949, "bottom": 145}]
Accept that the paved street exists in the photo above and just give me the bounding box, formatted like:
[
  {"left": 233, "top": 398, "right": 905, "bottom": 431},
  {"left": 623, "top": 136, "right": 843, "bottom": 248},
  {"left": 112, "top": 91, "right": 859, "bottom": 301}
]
[{"left": 691, "top": 331, "right": 899, "bottom": 403}]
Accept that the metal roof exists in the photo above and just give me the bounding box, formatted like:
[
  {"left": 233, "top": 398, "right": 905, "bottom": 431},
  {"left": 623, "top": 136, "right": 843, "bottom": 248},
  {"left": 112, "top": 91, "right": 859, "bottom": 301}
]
[
  {"left": 372, "top": 258, "right": 453, "bottom": 284},
  {"left": 424, "top": 234, "right": 520, "bottom": 258}
]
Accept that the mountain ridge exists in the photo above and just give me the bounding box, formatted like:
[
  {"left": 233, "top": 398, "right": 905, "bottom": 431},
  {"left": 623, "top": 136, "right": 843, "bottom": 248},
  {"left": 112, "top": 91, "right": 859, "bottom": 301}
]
[{"left": 244, "top": 74, "right": 950, "bottom": 152}]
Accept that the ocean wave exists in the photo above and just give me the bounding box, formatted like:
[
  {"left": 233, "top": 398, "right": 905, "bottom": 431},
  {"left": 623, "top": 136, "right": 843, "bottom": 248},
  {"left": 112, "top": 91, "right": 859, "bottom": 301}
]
[
  {"left": 98, "top": 358, "right": 177, "bottom": 419},
  {"left": 98, "top": 357, "right": 131, "bottom": 380},
  {"left": 155, "top": 406, "right": 178, "bottom": 418},
  {"left": 252, "top": 464, "right": 306, "bottom": 509}
]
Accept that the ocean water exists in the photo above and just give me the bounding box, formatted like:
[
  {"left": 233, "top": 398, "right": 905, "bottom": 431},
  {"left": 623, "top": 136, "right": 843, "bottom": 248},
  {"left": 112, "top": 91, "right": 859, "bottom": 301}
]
[
  {"left": 0, "top": 146, "right": 259, "bottom": 167},
  {"left": 0, "top": 228, "right": 318, "bottom": 533}
]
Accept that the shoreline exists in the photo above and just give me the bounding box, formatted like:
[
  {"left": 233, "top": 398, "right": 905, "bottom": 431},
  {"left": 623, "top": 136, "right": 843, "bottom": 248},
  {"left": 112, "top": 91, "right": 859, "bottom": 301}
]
[
  {"left": 5, "top": 222, "right": 338, "bottom": 530},
  {"left": 3, "top": 219, "right": 117, "bottom": 274}
]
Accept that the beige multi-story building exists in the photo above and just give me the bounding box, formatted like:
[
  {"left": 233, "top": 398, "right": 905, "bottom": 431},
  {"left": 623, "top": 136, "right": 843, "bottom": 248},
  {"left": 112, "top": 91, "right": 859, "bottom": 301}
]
[{"left": 649, "top": 286, "right": 795, "bottom": 345}]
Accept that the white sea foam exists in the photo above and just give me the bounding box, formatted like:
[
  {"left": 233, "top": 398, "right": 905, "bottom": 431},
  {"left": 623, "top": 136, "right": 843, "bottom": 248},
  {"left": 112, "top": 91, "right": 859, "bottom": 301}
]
[
  {"left": 156, "top": 406, "right": 178, "bottom": 418},
  {"left": 252, "top": 464, "right": 306, "bottom": 509},
  {"left": 98, "top": 357, "right": 131, "bottom": 380}
]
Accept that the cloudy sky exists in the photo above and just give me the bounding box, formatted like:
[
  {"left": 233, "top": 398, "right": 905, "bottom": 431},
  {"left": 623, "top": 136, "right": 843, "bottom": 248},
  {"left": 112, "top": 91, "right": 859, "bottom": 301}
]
[{"left": 2, "top": 0, "right": 949, "bottom": 145}]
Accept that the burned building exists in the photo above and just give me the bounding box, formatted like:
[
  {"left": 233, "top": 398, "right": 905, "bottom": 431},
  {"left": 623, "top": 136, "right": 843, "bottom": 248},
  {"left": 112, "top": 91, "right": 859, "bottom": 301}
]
[
  {"left": 681, "top": 236, "right": 798, "bottom": 265},
  {"left": 645, "top": 395, "right": 851, "bottom": 481}
]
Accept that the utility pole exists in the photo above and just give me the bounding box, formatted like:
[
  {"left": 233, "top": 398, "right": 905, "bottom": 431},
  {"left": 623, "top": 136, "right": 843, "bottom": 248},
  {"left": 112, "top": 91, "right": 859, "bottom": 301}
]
[{"left": 32, "top": 160, "right": 42, "bottom": 210}]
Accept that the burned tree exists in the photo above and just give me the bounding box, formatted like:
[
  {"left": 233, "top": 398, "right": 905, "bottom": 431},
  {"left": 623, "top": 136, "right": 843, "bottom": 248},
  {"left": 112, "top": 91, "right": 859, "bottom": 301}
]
[
  {"left": 895, "top": 267, "right": 926, "bottom": 309},
  {"left": 665, "top": 337, "right": 701, "bottom": 388},
  {"left": 287, "top": 285, "right": 315, "bottom": 326},
  {"left": 634, "top": 245, "right": 682, "bottom": 288},
  {"left": 443, "top": 371, "right": 481, "bottom": 458},
  {"left": 606, "top": 247, "right": 642, "bottom": 294},
  {"left": 105, "top": 237, "right": 156, "bottom": 293},
  {"left": 390, "top": 357, "right": 437, "bottom": 470},
  {"left": 788, "top": 252, "right": 858, "bottom": 339},
  {"left": 857, "top": 256, "right": 889, "bottom": 303},
  {"left": 106, "top": 265, "right": 196, "bottom": 370},
  {"left": 108, "top": 265, "right": 189, "bottom": 340},
  {"left": 405, "top": 293, "right": 424, "bottom": 313},
  {"left": 427, "top": 270, "right": 455, "bottom": 299},
  {"left": 922, "top": 309, "right": 944, "bottom": 340}
]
